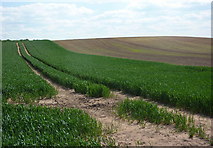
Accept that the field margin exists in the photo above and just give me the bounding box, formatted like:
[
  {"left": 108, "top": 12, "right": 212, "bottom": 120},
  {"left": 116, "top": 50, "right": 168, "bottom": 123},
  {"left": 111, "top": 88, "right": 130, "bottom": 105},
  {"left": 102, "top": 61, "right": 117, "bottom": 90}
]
[
  {"left": 0, "top": 40, "right": 2, "bottom": 148},
  {"left": 211, "top": 2, "right": 213, "bottom": 144}
]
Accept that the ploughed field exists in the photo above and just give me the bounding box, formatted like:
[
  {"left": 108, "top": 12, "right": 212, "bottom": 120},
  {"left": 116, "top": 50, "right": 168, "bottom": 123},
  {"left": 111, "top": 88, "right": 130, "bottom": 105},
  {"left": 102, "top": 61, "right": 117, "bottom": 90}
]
[
  {"left": 2, "top": 39, "right": 212, "bottom": 146},
  {"left": 55, "top": 36, "right": 211, "bottom": 66}
]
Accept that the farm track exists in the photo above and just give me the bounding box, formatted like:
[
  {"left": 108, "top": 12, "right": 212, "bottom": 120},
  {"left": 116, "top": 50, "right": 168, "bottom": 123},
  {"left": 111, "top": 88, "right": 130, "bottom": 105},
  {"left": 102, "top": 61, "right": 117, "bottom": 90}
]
[
  {"left": 14, "top": 42, "right": 211, "bottom": 146},
  {"left": 16, "top": 42, "right": 21, "bottom": 56}
]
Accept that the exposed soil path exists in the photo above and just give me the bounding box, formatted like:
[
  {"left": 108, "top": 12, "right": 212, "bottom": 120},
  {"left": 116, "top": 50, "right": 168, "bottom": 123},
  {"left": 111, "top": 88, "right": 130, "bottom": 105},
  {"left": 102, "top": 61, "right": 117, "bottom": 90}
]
[
  {"left": 14, "top": 43, "right": 211, "bottom": 146},
  {"left": 16, "top": 42, "right": 21, "bottom": 56},
  {"left": 22, "top": 42, "right": 31, "bottom": 56}
]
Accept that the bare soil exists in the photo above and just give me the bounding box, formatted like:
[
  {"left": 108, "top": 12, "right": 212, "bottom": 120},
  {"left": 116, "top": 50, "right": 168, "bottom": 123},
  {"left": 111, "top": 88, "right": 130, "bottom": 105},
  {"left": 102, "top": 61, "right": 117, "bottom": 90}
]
[
  {"left": 36, "top": 84, "right": 211, "bottom": 146},
  {"left": 13, "top": 43, "right": 212, "bottom": 146},
  {"left": 55, "top": 36, "right": 211, "bottom": 66},
  {"left": 36, "top": 83, "right": 212, "bottom": 146},
  {"left": 22, "top": 43, "right": 31, "bottom": 56},
  {"left": 16, "top": 42, "right": 21, "bottom": 56}
]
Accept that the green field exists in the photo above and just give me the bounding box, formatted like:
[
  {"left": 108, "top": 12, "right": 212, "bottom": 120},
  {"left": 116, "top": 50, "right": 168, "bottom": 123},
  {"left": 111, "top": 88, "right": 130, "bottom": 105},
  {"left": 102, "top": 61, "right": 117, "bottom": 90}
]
[
  {"left": 19, "top": 42, "right": 110, "bottom": 98},
  {"left": 2, "top": 41, "right": 57, "bottom": 102},
  {"left": 3, "top": 104, "right": 102, "bottom": 146},
  {"left": 24, "top": 40, "right": 211, "bottom": 116},
  {"left": 2, "top": 39, "right": 212, "bottom": 146},
  {"left": 117, "top": 99, "right": 206, "bottom": 139},
  {"left": 2, "top": 40, "right": 106, "bottom": 146}
]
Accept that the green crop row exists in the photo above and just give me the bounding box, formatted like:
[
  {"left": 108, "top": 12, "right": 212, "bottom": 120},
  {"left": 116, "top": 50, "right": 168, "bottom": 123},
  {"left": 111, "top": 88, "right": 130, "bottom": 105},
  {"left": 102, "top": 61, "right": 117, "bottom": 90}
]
[
  {"left": 3, "top": 103, "right": 102, "bottom": 146},
  {"left": 19, "top": 43, "right": 110, "bottom": 98},
  {"left": 2, "top": 41, "right": 57, "bottom": 103},
  {"left": 2, "top": 41, "right": 111, "bottom": 147},
  {"left": 24, "top": 40, "right": 212, "bottom": 116},
  {"left": 117, "top": 99, "right": 207, "bottom": 139}
]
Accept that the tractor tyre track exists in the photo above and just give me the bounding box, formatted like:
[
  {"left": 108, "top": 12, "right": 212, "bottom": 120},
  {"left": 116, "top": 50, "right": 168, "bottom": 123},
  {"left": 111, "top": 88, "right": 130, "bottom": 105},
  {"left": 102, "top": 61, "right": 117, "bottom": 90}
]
[{"left": 13, "top": 42, "right": 211, "bottom": 146}]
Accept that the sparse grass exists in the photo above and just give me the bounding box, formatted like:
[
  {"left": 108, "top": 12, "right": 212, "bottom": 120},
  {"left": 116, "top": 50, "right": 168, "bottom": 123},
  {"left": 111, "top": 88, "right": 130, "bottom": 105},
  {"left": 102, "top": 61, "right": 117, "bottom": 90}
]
[
  {"left": 135, "top": 140, "right": 145, "bottom": 145},
  {"left": 131, "top": 47, "right": 207, "bottom": 57},
  {"left": 210, "top": 137, "right": 213, "bottom": 146},
  {"left": 55, "top": 37, "right": 211, "bottom": 57},
  {"left": 117, "top": 99, "right": 208, "bottom": 139},
  {"left": 102, "top": 122, "right": 118, "bottom": 135}
]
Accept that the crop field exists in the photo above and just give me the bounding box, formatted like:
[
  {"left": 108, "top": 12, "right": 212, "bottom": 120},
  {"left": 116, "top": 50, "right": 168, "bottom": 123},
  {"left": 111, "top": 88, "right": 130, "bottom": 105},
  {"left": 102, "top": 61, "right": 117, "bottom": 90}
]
[
  {"left": 24, "top": 40, "right": 211, "bottom": 116},
  {"left": 3, "top": 104, "right": 102, "bottom": 146},
  {"left": 2, "top": 40, "right": 109, "bottom": 146},
  {"left": 19, "top": 42, "right": 110, "bottom": 98},
  {"left": 117, "top": 99, "right": 206, "bottom": 139},
  {"left": 2, "top": 41, "right": 57, "bottom": 102},
  {"left": 2, "top": 39, "right": 212, "bottom": 146},
  {"left": 55, "top": 36, "right": 211, "bottom": 66}
]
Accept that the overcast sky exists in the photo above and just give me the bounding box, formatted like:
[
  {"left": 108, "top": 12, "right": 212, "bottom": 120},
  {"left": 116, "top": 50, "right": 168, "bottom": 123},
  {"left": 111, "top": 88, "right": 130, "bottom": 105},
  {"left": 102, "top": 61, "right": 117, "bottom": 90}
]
[{"left": 1, "top": 0, "right": 212, "bottom": 40}]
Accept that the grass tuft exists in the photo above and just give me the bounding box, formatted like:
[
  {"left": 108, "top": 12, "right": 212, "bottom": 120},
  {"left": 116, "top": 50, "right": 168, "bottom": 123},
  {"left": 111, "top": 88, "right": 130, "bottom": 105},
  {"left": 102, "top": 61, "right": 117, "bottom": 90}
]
[{"left": 117, "top": 99, "right": 208, "bottom": 139}]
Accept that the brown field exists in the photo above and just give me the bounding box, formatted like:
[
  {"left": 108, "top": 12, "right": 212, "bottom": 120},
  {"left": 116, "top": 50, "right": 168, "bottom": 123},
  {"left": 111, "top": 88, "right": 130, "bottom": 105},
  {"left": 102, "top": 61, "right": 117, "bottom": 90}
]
[{"left": 55, "top": 36, "right": 211, "bottom": 66}]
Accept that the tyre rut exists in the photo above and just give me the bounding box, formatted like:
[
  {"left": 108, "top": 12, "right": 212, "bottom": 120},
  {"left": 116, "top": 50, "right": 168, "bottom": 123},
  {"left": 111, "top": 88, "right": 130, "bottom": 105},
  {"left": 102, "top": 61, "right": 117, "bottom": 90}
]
[{"left": 13, "top": 42, "right": 211, "bottom": 146}]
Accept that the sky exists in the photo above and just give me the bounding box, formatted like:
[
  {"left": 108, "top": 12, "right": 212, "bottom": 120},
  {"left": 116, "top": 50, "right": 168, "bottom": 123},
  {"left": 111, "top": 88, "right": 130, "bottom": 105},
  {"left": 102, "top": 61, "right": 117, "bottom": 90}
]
[{"left": 0, "top": 0, "right": 212, "bottom": 40}]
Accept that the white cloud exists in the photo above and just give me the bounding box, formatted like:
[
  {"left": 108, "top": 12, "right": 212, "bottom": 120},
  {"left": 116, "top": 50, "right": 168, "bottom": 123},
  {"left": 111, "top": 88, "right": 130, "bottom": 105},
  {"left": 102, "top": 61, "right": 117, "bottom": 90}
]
[
  {"left": 1, "top": 1, "right": 211, "bottom": 40},
  {"left": 2, "top": 0, "right": 212, "bottom": 4},
  {"left": 2, "top": 3, "right": 93, "bottom": 20},
  {"left": 2, "top": 3, "right": 95, "bottom": 39}
]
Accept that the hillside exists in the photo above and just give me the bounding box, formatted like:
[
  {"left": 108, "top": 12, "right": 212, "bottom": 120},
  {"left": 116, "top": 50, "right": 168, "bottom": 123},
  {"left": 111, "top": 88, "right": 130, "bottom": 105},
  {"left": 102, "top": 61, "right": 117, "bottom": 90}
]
[{"left": 55, "top": 36, "right": 211, "bottom": 66}]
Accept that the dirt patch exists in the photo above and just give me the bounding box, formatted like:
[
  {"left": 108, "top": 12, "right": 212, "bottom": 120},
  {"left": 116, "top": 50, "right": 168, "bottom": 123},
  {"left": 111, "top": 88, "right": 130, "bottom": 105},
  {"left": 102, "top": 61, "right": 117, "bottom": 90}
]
[
  {"left": 36, "top": 88, "right": 211, "bottom": 146},
  {"left": 16, "top": 42, "right": 21, "bottom": 56},
  {"left": 14, "top": 42, "right": 211, "bottom": 146},
  {"left": 22, "top": 43, "right": 31, "bottom": 56},
  {"left": 54, "top": 36, "right": 211, "bottom": 67}
]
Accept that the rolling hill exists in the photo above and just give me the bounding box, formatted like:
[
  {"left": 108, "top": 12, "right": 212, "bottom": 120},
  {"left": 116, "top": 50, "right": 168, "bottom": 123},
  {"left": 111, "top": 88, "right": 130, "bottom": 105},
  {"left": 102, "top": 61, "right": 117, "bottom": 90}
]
[{"left": 55, "top": 36, "right": 211, "bottom": 66}]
